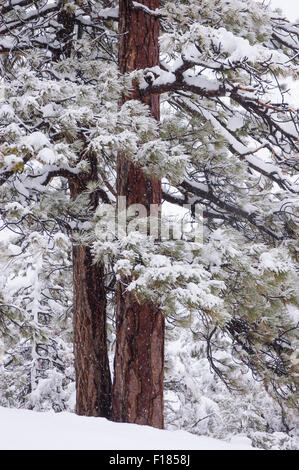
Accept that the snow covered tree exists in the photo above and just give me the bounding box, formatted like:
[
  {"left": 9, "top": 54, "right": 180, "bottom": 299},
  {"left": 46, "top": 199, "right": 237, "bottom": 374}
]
[
  {"left": 0, "top": 0, "right": 118, "bottom": 417},
  {"left": 0, "top": 0, "right": 298, "bottom": 432},
  {"left": 111, "top": 0, "right": 165, "bottom": 429},
  {"left": 0, "top": 215, "right": 74, "bottom": 411}
]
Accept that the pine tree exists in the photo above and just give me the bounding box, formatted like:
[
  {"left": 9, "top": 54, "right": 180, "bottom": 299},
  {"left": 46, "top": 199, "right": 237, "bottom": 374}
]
[
  {"left": 112, "top": 0, "right": 164, "bottom": 429},
  {"left": 0, "top": 0, "right": 117, "bottom": 417},
  {"left": 0, "top": 0, "right": 298, "bottom": 430},
  {"left": 0, "top": 221, "right": 74, "bottom": 411}
]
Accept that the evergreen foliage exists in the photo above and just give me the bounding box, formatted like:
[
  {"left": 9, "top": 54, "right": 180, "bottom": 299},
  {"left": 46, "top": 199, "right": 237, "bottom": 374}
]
[{"left": 0, "top": 0, "right": 298, "bottom": 448}]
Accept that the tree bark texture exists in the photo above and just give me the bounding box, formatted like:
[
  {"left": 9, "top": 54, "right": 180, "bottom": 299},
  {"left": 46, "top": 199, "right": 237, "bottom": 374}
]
[
  {"left": 112, "top": 0, "right": 165, "bottom": 429},
  {"left": 70, "top": 178, "right": 112, "bottom": 418},
  {"left": 49, "top": 7, "right": 112, "bottom": 418}
]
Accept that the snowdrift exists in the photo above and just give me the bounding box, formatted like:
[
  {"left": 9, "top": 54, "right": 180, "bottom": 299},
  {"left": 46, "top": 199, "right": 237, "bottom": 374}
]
[{"left": 0, "top": 406, "right": 255, "bottom": 450}]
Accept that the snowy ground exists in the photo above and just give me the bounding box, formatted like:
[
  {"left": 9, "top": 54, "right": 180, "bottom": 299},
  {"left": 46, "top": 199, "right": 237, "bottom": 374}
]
[{"left": 0, "top": 406, "right": 256, "bottom": 450}]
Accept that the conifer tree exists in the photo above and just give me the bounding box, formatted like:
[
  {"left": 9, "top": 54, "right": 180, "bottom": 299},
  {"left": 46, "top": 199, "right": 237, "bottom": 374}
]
[
  {"left": 0, "top": 0, "right": 298, "bottom": 429},
  {"left": 112, "top": 0, "right": 164, "bottom": 429}
]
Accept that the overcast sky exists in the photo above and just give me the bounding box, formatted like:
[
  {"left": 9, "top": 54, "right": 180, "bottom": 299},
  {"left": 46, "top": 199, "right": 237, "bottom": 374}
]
[
  {"left": 265, "top": 0, "right": 299, "bottom": 21},
  {"left": 260, "top": 0, "right": 299, "bottom": 104}
]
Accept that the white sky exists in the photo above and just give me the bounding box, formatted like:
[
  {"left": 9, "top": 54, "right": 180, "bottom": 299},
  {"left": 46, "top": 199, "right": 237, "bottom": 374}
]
[
  {"left": 265, "top": 0, "right": 299, "bottom": 21},
  {"left": 260, "top": 0, "right": 299, "bottom": 105}
]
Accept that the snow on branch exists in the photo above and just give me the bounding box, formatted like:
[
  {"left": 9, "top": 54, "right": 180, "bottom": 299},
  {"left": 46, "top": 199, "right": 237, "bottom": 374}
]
[
  {"left": 172, "top": 95, "right": 298, "bottom": 195},
  {"left": 1, "top": 0, "right": 34, "bottom": 15},
  {"left": 163, "top": 181, "right": 283, "bottom": 241},
  {"left": 132, "top": 1, "right": 164, "bottom": 18},
  {"left": 96, "top": 7, "right": 119, "bottom": 20},
  {"left": 0, "top": 3, "right": 59, "bottom": 36},
  {"left": 138, "top": 65, "right": 225, "bottom": 97}
]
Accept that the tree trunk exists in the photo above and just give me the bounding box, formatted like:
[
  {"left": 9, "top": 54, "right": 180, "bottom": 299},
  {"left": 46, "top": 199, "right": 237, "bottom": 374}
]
[
  {"left": 70, "top": 179, "right": 112, "bottom": 418},
  {"left": 51, "top": 4, "right": 112, "bottom": 418},
  {"left": 112, "top": 0, "right": 165, "bottom": 429}
]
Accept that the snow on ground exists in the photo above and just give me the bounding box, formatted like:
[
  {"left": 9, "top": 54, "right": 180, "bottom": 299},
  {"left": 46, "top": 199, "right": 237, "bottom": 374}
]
[{"left": 0, "top": 406, "right": 256, "bottom": 450}]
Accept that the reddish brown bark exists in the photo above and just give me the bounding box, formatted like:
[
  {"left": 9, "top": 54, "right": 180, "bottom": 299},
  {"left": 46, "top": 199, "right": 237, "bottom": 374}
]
[
  {"left": 70, "top": 178, "right": 112, "bottom": 418},
  {"left": 54, "top": 6, "right": 113, "bottom": 418},
  {"left": 112, "top": 0, "right": 165, "bottom": 429},
  {"left": 48, "top": 8, "right": 112, "bottom": 418}
]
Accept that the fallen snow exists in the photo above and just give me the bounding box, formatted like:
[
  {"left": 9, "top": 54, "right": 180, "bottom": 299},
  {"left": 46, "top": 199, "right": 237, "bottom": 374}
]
[
  {"left": 0, "top": 406, "right": 256, "bottom": 450},
  {"left": 132, "top": 2, "right": 162, "bottom": 16},
  {"left": 98, "top": 7, "right": 119, "bottom": 19},
  {"left": 183, "top": 74, "right": 220, "bottom": 91},
  {"left": 287, "top": 304, "right": 299, "bottom": 323}
]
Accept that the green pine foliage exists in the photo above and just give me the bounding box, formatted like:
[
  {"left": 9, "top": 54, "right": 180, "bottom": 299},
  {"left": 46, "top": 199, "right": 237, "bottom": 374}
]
[{"left": 0, "top": 0, "right": 298, "bottom": 449}]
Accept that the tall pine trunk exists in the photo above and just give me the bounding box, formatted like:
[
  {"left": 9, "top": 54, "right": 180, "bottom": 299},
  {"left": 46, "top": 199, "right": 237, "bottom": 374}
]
[
  {"left": 54, "top": 9, "right": 112, "bottom": 418},
  {"left": 47, "top": 4, "right": 112, "bottom": 418},
  {"left": 70, "top": 178, "right": 112, "bottom": 418},
  {"left": 112, "top": 0, "right": 165, "bottom": 429}
]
